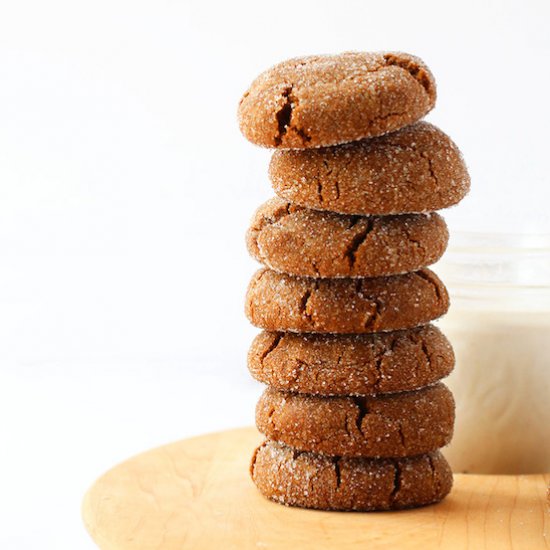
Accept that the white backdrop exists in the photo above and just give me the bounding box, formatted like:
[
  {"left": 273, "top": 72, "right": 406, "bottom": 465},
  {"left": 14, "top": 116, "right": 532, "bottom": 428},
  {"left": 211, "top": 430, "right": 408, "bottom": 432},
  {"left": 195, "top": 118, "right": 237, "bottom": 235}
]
[{"left": 0, "top": 1, "right": 549, "bottom": 548}]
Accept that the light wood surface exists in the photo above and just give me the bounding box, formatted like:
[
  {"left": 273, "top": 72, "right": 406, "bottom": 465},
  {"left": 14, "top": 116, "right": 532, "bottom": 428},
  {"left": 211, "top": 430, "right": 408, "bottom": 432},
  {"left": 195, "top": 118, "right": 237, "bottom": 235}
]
[{"left": 82, "top": 427, "right": 550, "bottom": 550}]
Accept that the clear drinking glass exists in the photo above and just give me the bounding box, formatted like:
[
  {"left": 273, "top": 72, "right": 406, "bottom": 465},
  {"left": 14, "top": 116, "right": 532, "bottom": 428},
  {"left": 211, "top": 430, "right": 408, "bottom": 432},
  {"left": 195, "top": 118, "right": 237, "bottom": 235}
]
[{"left": 435, "top": 232, "right": 550, "bottom": 474}]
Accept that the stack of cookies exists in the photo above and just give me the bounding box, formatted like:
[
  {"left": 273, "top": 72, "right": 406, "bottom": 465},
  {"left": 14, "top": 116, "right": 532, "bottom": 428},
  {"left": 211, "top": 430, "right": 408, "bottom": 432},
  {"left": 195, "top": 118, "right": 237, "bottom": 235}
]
[{"left": 238, "top": 52, "right": 470, "bottom": 511}]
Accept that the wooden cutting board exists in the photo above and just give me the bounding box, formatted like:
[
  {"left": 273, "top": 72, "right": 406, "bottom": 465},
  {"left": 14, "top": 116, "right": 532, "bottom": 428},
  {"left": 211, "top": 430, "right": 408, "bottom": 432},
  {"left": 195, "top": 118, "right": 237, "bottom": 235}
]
[{"left": 82, "top": 427, "right": 550, "bottom": 549}]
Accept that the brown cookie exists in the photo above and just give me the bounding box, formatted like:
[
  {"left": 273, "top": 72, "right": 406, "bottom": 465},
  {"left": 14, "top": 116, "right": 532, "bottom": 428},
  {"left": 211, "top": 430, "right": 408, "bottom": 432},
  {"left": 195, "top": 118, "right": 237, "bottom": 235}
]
[
  {"left": 247, "top": 197, "right": 448, "bottom": 278},
  {"left": 249, "top": 325, "right": 454, "bottom": 396},
  {"left": 238, "top": 51, "right": 436, "bottom": 149},
  {"left": 269, "top": 121, "right": 470, "bottom": 215},
  {"left": 256, "top": 383, "right": 454, "bottom": 458},
  {"left": 251, "top": 440, "right": 452, "bottom": 511},
  {"left": 245, "top": 268, "right": 449, "bottom": 334}
]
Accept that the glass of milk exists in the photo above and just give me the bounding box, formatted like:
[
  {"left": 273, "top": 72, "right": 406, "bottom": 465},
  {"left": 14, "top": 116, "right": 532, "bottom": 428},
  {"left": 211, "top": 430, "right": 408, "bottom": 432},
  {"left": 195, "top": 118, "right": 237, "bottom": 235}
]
[{"left": 435, "top": 232, "right": 550, "bottom": 474}]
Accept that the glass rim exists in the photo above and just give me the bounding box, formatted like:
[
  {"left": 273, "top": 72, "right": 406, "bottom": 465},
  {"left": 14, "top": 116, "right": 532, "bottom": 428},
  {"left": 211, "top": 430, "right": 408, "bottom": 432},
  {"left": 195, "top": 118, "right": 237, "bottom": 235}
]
[{"left": 437, "top": 231, "right": 550, "bottom": 290}]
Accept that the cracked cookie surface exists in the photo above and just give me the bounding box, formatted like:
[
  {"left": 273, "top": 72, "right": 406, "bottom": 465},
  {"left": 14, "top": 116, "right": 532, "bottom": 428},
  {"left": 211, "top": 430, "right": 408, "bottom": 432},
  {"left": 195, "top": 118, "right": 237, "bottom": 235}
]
[
  {"left": 247, "top": 197, "right": 448, "bottom": 278},
  {"left": 248, "top": 325, "right": 454, "bottom": 396},
  {"left": 251, "top": 440, "right": 452, "bottom": 511},
  {"left": 245, "top": 267, "right": 449, "bottom": 334},
  {"left": 238, "top": 51, "right": 436, "bottom": 149},
  {"left": 270, "top": 121, "right": 470, "bottom": 214},
  {"left": 256, "top": 383, "right": 454, "bottom": 457}
]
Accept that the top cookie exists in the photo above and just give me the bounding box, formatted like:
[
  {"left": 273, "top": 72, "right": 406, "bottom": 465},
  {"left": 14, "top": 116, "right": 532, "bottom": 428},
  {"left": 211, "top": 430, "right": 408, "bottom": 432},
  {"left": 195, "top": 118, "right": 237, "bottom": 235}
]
[{"left": 238, "top": 51, "right": 436, "bottom": 149}]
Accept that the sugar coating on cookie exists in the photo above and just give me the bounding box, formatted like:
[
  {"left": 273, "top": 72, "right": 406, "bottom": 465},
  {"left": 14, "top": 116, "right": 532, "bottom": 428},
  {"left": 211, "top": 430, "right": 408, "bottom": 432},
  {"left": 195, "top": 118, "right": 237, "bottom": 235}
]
[
  {"left": 245, "top": 267, "right": 449, "bottom": 334},
  {"left": 270, "top": 121, "right": 470, "bottom": 215},
  {"left": 251, "top": 440, "right": 453, "bottom": 511},
  {"left": 238, "top": 51, "right": 436, "bottom": 149},
  {"left": 248, "top": 325, "right": 454, "bottom": 396},
  {"left": 247, "top": 197, "right": 448, "bottom": 278},
  {"left": 256, "top": 383, "right": 454, "bottom": 458}
]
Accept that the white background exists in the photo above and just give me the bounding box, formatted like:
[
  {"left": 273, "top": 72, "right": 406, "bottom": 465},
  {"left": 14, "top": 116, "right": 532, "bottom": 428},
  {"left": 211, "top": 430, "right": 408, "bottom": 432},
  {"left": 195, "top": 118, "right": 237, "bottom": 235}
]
[{"left": 0, "top": 1, "right": 549, "bottom": 548}]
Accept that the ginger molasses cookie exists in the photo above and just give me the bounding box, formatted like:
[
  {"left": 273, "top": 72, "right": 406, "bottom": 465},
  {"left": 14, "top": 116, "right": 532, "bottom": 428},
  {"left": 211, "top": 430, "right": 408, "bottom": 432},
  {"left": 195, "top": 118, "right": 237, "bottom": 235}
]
[
  {"left": 238, "top": 51, "right": 436, "bottom": 149},
  {"left": 270, "top": 121, "right": 470, "bottom": 215},
  {"left": 251, "top": 440, "right": 453, "bottom": 511},
  {"left": 245, "top": 268, "right": 449, "bottom": 334},
  {"left": 249, "top": 325, "right": 454, "bottom": 396},
  {"left": 256, "top": 383, "right": 454, "bottom": 458},
  {"left": 247, "top": 197, "right": 448, "bottom": 278}
]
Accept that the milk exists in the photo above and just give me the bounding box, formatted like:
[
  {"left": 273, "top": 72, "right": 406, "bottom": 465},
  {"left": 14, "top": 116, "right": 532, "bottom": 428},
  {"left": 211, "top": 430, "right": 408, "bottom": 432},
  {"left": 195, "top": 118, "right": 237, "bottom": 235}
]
[{"left": 439, "top": 309, "right": 550, "bottom": 474}]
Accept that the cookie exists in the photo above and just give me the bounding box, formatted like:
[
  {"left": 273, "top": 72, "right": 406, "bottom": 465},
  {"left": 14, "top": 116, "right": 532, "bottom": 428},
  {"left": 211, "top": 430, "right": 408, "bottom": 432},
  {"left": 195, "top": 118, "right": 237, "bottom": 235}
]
[
  {"left": 247, "top": 197, "right": 448, "bottom": 278},
  {"left": 238, "top": 51, "right": 436, "bottom": 149},
  {"left": 269, "top": 121, "right": 470, "bottom": 215},
  {"left": 245, "top": 268, "right": 449, "bottom": 334},
  {"left": 256, "top": 383, "right": 454, "bottom": 458},
  {"left": 249, "top": 325, "right": 454, "bottom": 396},
  {"left": 251, "top": 440, "right": 453, "bottom": 511}
]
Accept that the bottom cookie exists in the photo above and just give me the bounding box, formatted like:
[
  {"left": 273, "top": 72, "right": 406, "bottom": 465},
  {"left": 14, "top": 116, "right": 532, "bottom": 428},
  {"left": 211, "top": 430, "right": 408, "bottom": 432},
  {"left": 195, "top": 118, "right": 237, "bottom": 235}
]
[{"left": 250, "top": 440, "right": 452, "bottom": 511}]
